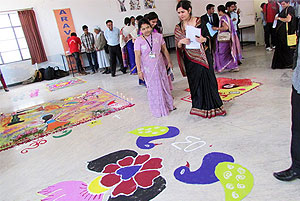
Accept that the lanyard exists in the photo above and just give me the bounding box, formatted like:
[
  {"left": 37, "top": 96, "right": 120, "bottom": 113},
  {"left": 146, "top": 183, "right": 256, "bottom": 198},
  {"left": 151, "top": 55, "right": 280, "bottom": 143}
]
[{"left": 143, "top": 34, "right": 153, "bottom": 52}]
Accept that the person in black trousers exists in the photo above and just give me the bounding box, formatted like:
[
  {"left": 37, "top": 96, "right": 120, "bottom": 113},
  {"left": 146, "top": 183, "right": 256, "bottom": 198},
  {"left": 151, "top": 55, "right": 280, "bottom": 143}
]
[
  {"left": 263, "top": 0, "right": 279, "bottom": 51},
  {"left": 81, "top": 25, "right": 99, "bottom": 74},
  {"left": 104, "top": 20, "right": 126, "bottom": 77},
  {"left": 273, "top": 42, "right": 300, "bottom": 181},
  {"left": 201, "top": 4, "right": 219, "bottom": 54}
]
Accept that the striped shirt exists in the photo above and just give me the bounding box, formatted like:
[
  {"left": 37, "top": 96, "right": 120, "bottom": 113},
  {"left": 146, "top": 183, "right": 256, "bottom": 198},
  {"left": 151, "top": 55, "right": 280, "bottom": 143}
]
[{"left": 81, "top": 32, "right": 95, "bottom": 53}]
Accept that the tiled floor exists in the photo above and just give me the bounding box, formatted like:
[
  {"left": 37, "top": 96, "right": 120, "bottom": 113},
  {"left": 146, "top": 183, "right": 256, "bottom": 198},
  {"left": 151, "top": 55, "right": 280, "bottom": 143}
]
[{"left": 0, "top": 46, "right": 299, "bottom": 201}]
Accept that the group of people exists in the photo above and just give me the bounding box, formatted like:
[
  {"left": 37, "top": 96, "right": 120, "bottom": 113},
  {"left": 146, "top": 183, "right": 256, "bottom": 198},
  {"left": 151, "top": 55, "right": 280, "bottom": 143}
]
[
  {"left": 201, "top": 2, "right": 243, "bottom": 73},
  {"left": 119, "top": 12, "right": 165, "bottom": 85},
  {"left": 67, "top": 23, "right": 125, "bottom": 77},
  {"left": 67, "top": 12, "right": 164, "bottom": 81},
  {"left": 260, "top": 0, "right": 298, "bottom": 69}
]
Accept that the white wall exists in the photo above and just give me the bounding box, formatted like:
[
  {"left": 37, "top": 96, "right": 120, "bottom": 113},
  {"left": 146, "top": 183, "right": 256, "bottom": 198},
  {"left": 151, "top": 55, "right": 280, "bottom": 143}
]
[{"left": 0, "top": 0, "right": 255, "bottom": 85}]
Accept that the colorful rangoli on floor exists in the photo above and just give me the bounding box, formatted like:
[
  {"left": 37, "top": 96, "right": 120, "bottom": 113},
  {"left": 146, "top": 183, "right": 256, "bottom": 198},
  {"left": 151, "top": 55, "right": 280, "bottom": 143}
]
[
  {"left": 174, "top": 152, "right": 254, "bottom": 201},
  {"left": 38, "top": 150, "right": 166, "bottom": 201},
  {"left": 182, "top": 78, "right": 262, "bottom": 103},
  {"left": 0, "top": 88, "right": 134, "bottom": 152},
  {"left": 46, "top": 77, "right": 86, "bottom": 91}
]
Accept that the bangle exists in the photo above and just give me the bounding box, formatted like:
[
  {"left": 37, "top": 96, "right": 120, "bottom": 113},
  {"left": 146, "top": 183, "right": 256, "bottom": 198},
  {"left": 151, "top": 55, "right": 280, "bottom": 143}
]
[{"left": 138, "top": 71, "right": 142, "bottom": 74}]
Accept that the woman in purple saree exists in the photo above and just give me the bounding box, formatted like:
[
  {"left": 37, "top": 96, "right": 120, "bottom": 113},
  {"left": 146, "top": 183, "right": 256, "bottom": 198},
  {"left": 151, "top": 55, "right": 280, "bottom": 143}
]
[{"left": 214, "top": 5, "right": 242, "bottom": 73}]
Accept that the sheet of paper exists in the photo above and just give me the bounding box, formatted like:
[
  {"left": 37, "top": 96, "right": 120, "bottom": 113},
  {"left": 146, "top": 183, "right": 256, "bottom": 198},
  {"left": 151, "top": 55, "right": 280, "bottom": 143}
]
[
  {"left": 186, "top": 25, "right": 201, "bottom": 49},
  {"left": 206, "top": 23, "right": 218, "bottom": 37},
  {"left": 273, "top": 14, "right": 278, "bottom": 28}
]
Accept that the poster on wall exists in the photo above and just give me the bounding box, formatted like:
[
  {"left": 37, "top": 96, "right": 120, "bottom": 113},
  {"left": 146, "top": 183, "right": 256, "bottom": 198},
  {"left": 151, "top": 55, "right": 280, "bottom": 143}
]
[
  {"left": 144, "top": 0, "right": 156, "bottom": 9},
  {"left": 53, "top": 8, "right": 76, "bottom": 55},
  {"left": 130, "top": 0, "right": 141, "bottom": 10},
  {"left": 117, "top": 0, "right": 127, "bottom": 12}
]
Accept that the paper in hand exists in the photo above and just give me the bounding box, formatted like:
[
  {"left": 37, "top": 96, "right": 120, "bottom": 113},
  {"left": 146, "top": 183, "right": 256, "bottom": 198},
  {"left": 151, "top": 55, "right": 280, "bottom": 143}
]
[
  {"left": 273, "top": 14, "right": 278, "bottom": 28},
  {"left": 186, "top": 25, "right": 201, "bottom": 49},
  {"left": 206, "top": 23, "right": 218, "bottom": 37}
]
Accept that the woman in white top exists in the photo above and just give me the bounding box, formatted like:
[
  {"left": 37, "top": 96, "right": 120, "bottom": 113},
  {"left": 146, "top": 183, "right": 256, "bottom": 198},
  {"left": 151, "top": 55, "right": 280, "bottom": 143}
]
[{"left": 120, "top": 17, "right": 138, "bottom": 74}]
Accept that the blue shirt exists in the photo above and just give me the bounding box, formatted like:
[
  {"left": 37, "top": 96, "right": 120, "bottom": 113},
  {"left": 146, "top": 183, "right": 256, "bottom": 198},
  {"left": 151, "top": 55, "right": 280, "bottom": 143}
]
[
  {"left": 293, "top": 57, "right": 300, "bottom": 94},
  {"left": 104, "top": 27, "right": 120, "bottom": 46}
]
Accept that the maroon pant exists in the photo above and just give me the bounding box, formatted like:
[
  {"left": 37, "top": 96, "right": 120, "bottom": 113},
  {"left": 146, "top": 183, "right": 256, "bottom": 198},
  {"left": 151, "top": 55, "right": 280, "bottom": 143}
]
[{"left": 0, "top": 74, "right": 8, "bottom": 89}]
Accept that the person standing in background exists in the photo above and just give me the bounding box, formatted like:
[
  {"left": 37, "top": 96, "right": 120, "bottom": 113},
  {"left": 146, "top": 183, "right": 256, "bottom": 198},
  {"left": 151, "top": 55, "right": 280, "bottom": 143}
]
[
  {"left": 94, "top": 26, "right": 110, "bottom": 74},
  {"left": 263, "top": 0, "right": 279, "bottom": 51},
  {"left": 260, "top": 3, "right": 268, "bottom": 47},
  {"left": 120, "top": 17, "right": 138, "bottom": 74},
  {"left": 201, "top": 4, "right": 219, "bottom": 54},
  {"left": 146, "top": 12, "right": 163, "bottom": 33},
  {"left": 273, "top": 30, "right": 300, "bottom": 181},
  {"left": 0, "top": 68, "right": 9, "bottom": 92},
  {"left": 135, "top": 15, "right": 144, "bottom": 29},
  {"left": 214, "top": 5, "right": 242, "bottom": 73},
  {"left": 120, "top": 17, "right": 131, "bottom": 71},
  {"left": 226, "top": 3, "right": 237, "bottom": 29},
  {"left": 130, "top": 16, "right": 136, "bottom": 27},
  {"left": 201, "top": 4, "right": 219, "bottom": 30},
  {"left": 67, "top": 32, "right": 88, "bottom": 75},
  {"left": 293, "top": 0, "right": 300, "bottom": 29},
  {"left": 81, "top": 25, "right": 99, "bottom": 74},
  {"left": 271, "top": 0, "right": 296, "bottom": 69},
  {"left": 232, "top": 1, "right": 241, "bottom": 38},
  {"left": 104, "top": 20, "right": 127, "bottom": 77}
]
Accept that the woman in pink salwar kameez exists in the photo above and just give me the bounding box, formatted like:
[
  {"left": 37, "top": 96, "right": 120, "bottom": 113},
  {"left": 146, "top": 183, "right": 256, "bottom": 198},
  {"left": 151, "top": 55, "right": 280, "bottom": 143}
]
[{"left": 134, "top": 18, "right": 174, "bottom": 118}]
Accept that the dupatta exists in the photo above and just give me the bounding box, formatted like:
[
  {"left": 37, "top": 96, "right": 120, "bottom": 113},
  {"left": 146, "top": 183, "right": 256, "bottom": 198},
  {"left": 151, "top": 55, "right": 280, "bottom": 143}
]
[{"left": 174, "top": 17, "right": 209, "bottom": 77}]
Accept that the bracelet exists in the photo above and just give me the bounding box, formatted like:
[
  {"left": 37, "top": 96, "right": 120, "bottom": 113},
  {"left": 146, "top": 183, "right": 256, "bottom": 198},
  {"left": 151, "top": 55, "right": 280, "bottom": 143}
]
[{"left": 138, "top": 71, "right": 142, "bottom": 74}]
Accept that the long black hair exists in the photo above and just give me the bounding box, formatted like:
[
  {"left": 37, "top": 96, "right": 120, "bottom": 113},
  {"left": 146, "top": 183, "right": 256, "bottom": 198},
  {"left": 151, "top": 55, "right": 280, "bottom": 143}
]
[
  {"left": 136, "top": 15, "right": 143, "bottom": 22},
  {"left": 146, "top": 11, "right": 163, "bottom": 34},
  {"left": 176, "top": 0, "right": 192, "bottom": 16},
  {"left": 217, "top": 5, "right": 229, "bottom": 16},
  {"left": 146, "top": 12, "right": 158, "bottom": 21},
  {"left": 124, "top": 17, "right": 130, "bottom": 26}
]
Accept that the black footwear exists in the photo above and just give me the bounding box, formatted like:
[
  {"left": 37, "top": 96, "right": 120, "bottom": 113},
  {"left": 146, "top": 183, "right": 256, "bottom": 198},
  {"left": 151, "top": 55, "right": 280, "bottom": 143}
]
[
  {"left": 111, "top": 74, "right": 116, "bottom": 77},
  {"left": 4, "top": 88, "right": 9, "bottom": 92},
  {"left": 102, "top": 70, "right": 107, "bottom": 74},
  {"left": 121, "top": 68, "right": 127, "bottom": 74},
  {"left": 273, "top": 168, "right": 300, "bottom": 181}
]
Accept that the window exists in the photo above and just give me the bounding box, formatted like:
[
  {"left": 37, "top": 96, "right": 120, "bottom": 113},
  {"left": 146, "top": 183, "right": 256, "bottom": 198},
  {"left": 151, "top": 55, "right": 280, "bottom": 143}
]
[{"left": 0, "top": 12, "right": 30, "bottom": 64}]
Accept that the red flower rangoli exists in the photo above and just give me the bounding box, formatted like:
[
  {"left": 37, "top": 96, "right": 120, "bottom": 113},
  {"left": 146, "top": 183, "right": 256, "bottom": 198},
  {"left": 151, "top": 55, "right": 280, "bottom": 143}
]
[{"left": 100, "top": 154, "right": 163, "bottom": 197}]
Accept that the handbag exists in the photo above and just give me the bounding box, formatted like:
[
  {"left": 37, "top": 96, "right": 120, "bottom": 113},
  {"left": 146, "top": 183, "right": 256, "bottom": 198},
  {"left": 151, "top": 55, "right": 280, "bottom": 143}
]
[
  {"left": 217, "top": 32, "right": 231, "bottom": 42},
  {"left": 54, "top": 66, "right": 69, "bottom": 79},
  {"left": 217, "top": 15, "right": 231, "bottom": 42},
  {"left": 285, "top": 7, "right": 297, "bottom": 47},
  {"left": 286, "top": 22, "right": 297, "bottom": 46},
  {"left": 43, "top": 66, "right": 55, "bottom": 80}
]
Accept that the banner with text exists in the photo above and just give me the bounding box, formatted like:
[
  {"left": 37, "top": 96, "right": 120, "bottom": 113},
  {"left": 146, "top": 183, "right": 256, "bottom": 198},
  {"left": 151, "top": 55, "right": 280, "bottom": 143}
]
[{"left": 53, "top": 8, "right": 76, "bottom": 54}]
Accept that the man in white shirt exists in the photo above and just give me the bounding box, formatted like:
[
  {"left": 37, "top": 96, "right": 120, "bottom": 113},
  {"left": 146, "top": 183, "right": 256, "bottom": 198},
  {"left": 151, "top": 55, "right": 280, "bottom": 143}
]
[
  {"left": 104, "top": 20, "right": 126, "bottom": 77},
  {"left": 226, "top": 1, "right": 240, "bottom": 37}
]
